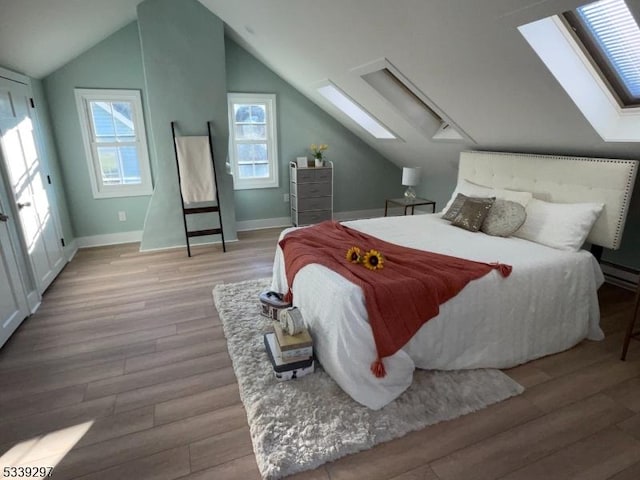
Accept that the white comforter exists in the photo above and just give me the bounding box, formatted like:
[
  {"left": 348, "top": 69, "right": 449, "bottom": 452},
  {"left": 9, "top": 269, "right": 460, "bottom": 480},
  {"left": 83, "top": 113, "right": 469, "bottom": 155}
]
[{"left": 271, "top": 214, "right": 604, "bottom": 409}]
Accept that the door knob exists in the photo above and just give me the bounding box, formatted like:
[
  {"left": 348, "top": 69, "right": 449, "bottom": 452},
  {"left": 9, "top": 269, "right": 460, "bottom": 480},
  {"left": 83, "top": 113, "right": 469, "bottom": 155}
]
[
  {"left": 0, "top": 213, "right": 8, "bottom": 222},
  {"left": 17, "top": 201, "right": 31, "bottom": 210}
]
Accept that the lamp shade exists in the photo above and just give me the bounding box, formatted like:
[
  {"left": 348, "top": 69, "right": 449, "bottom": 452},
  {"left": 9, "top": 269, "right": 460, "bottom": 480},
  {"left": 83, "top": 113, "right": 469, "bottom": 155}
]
[{"left": 402, "top": 167, "right": 420, "bottom": 187}]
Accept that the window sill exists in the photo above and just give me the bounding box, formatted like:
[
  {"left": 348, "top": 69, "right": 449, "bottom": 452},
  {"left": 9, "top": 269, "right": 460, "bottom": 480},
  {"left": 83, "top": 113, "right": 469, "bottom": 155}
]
[
  {"left": 91, "top": 187, "right": 153, "bottom": 199},
  {"left": 233, "top": 180, "right": 279, "bottom": 191}
]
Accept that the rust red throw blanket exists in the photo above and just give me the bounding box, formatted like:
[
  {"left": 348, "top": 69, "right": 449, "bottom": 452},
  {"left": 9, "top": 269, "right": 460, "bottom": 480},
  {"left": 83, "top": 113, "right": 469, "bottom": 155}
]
[{"left": 279, "top": 221, "right": 512, "bottom": 378}]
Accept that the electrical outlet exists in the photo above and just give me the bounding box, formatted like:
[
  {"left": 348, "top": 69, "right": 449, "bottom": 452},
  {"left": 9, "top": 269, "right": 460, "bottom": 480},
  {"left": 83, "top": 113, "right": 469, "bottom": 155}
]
[
  {"left": 283, "top": 193, "right": 289, "bottom": 202},
  {"left": 118, "top": 211, "right": 127, "bottom": 222}
]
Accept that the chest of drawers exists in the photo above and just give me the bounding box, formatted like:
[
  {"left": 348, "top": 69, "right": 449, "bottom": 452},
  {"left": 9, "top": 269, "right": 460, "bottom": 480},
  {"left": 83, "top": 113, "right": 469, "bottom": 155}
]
[{"left": 290, "top": 161, "right": 333, "bottom": 226}]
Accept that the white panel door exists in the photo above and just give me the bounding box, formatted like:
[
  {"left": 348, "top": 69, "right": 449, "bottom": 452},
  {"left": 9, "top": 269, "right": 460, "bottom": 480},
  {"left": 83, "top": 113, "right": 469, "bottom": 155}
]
[
  {"left": 0, "top": 77, "right": 65, "bottom": 294},
  {"left": 0, "top": 200, "right": 29, "bottom": 347}
]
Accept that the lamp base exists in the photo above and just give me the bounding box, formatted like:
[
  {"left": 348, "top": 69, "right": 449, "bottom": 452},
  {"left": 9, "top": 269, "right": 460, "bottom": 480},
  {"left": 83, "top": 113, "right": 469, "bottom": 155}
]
[{"left": 404, "top": 186, "right": 416, "bottom": 200}]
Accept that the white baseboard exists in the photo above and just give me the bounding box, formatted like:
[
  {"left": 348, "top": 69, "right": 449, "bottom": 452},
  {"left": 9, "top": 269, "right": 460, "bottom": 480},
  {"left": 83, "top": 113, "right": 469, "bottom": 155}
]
[
  {"left": 139, "top": 237, "right": 238, "bottom": 253},
  {"left": 334, "top": 208, "right": 384, "bottom": 221},
  {"left": 601, "top": 262, "right": 639, "bottom": 291},
  {"left": 76, "top": 230, "right": 143, "bottom": 248},
  {"left": 236, "top": 216, "right": 291, "bottom": 232},
  {"left": 76, "top": 209, "right": 390, "bottom": 251},
  {"left": 64, "top": 239, "right": 78, "bottom": 261},
  {"left": 235, "top": 209, "right": 386, "bottom": 232},
  {"left": 27, "top": 290, "right": 41, "bottom": 314}
]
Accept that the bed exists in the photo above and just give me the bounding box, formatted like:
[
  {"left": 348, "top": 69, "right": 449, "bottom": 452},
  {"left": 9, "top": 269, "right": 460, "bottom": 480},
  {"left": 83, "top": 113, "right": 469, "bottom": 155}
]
[{"left": 271, "top": 151, "right": 638, "bottom": 410}]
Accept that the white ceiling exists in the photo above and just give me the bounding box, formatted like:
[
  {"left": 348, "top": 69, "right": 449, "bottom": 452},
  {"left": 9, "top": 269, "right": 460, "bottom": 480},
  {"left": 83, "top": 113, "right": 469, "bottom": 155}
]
[
  {"left": 200, "top": 0, "right": 640, "bottom": 174},
  {"left": 1, "top": 0, "right": 638, "bottom": 175},
  {"left": 0, "top": 0, "right": 140, "bottom": 79}
]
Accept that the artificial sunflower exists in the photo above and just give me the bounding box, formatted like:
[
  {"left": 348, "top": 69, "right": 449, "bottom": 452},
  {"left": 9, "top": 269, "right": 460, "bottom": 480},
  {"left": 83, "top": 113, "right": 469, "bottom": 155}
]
[
  {"left": 345, "top": 246, "right": 362, "bottom": 264},
  {"left": 363, "top": 249, "right": 384, "bottom": 271}
]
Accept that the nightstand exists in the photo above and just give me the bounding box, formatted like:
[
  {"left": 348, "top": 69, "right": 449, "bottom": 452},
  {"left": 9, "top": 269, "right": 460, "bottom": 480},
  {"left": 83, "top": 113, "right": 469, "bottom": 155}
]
[{"left": 384, "top": 197, "right": 436, "bottom": 216}]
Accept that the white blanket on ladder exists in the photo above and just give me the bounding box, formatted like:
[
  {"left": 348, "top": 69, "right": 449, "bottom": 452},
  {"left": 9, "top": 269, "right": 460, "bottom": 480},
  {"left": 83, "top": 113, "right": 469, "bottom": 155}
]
[{"left": 175, "top": 136, "right": 216, "bottom": 204}]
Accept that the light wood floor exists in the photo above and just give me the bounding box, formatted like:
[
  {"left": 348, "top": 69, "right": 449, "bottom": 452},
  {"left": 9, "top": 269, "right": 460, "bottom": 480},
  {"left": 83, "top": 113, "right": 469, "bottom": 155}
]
[{"left": 1, "top": 228, "right": 640, "bottom": 480}]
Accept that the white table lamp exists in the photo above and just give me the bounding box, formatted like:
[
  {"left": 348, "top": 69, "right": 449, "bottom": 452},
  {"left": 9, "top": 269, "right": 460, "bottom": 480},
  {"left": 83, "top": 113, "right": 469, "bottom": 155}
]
[{"left": 402, "top": 167, "right": 420, "bottom": 200}]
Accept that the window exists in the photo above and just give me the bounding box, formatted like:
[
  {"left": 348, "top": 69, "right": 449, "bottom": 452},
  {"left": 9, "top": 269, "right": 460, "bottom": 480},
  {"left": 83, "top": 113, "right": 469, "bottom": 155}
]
[
  {"left": 227, "top": 93, "right": 278, "bottom": 190},
  {"left": 519, "top": 5, "right": 640, "bottom": 142},
  {"left": 75, "top": 89, "right": 152, "bottom": 199},
  {"left": 359, "top": 61, "right": 471, "bottom": 142},
  {"left": 316, "top": 82, "right": 397, "bottom": 139},
  {"left": 565, "top": 0, "right": 640, "bottom": 107}
]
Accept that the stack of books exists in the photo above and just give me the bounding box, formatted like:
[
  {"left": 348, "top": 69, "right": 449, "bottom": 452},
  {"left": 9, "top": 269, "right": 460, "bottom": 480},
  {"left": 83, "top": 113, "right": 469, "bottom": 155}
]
[{"left": 264, "top": 323, "right": 314, "bottom": 381}]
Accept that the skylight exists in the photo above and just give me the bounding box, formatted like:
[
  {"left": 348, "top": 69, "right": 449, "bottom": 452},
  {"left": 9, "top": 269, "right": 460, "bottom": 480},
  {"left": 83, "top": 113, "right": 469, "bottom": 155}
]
[
  {"left": 568, "top": 0, "right": 640, "bottom": 105},
  {"left": 317, "top": 83, "right": 396, "bottom": 139},
  {"left": 357, "top": 60, "right": 471, "bottom": 143},
  {"left": 519, "top": 5, "right": 640, "bottom": 142},
  {"left": 362, "top": 69, "right": 442, "bottom": 137}
]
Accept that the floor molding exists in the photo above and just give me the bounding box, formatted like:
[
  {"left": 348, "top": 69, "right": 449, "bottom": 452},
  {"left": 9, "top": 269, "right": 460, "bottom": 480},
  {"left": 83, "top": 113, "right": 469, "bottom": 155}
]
[
  {"left": 236, "top": 216, "right": 291, "bottom": 232},
  {"left": 26, "top": 290, "right": 41, "bottom": 314},
  {"left": 64, "top": 239, "right": 79, "bottom": 261},
  {"left": 334, "top": 208, "right": 384, "bottom": 221},
  {"left": 76, "top": 231, "right": 143, "bottom": 248},
  {"left": 74, "top": 209, "right": 418, "bottom": 250},
  {"left": 139, "top": 237, "right": 238, "bottom": 253},
  {"left": 235, "top": 208, "right": 387, "bottom": 232}
]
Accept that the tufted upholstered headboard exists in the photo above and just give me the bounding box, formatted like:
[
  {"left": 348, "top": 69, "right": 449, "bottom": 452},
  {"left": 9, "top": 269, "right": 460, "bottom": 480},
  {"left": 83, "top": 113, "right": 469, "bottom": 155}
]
[{"left": 459, "top": 151, "right": 638, "bottom": 250}]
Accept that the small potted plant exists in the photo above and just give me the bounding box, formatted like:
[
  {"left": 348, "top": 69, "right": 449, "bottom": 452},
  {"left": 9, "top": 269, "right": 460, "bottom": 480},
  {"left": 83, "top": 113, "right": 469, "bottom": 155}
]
[{"left": 310, "top": 144, "right": 328, "bottom": 167}]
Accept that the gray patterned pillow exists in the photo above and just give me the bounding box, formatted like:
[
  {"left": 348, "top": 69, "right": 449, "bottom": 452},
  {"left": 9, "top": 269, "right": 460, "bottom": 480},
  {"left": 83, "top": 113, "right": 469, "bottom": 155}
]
[
  {"left": 442, "top": 193, "right": 469, "bottom": 221},
  {"left": 481, "top": 199, "right": 527, "bottom": 237},
  {"left": 451, "top": 197, "right": 495, "bottom": 232},
  {"left": 443, "top": 194, "right": 495, "bottom": 222}
]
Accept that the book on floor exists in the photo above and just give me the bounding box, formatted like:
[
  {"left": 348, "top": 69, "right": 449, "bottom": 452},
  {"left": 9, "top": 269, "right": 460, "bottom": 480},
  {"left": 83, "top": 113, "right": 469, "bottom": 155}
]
[
  {"left": 273, "top": 322, "right": 313, "bottom": 361},
  {"left": 264, "top": 332, "right": 314, "bottom": 381}
]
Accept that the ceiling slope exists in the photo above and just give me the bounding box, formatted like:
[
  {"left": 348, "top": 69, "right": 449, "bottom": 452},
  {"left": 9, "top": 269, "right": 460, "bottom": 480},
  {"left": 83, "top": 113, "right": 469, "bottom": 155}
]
[
  {"left": 1, "top": 0, "right": 638, "bottom": 174},
  {"left": 0, "top": 0, "right": 141, "bottom": 79},
  {"left": 200, "top": 0, "right": 640, "bottom": 173}
]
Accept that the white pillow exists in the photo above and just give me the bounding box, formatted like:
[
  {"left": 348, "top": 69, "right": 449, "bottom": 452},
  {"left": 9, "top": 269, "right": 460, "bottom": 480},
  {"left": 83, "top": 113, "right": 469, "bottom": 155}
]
[
  {"left": 442, "top": 179, "right": 532, "bottom": 213},
  {"left": 513, "top": 198, "right": 604, "bottom": 251}
]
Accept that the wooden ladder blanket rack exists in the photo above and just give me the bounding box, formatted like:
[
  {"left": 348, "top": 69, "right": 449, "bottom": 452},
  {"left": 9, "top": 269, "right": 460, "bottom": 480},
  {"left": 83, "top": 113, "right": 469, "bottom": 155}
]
[{"left": 171, "top": 121, "right": 226, "bottom": 257}]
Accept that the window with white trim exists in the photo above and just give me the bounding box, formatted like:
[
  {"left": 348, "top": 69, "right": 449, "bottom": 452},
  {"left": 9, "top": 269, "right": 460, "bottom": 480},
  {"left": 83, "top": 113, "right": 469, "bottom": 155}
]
[
  {"left": 75, "top": 88, "right": 153, "bottom": 198},
  {"left": 519, "top": 2, "right": 640, "bottom": 142},
  {"left": 564, "top": 0, "right": 640, "bottom": 107},
  {"left": 227, "top": 93, "right": 279, "bottom": 190}
]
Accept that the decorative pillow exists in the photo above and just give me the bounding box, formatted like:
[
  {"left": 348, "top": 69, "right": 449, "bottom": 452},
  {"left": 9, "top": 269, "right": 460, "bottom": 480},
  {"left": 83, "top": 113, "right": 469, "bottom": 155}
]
[
  {"left": 481, "top": 199, "right": 527, "bottom": 237},
  {"left": 451, "top": 197, "right": 495, "bottom": 232},
  {"left": 513, "top": 199, "right": 604, "bottom": 251},
  {"left": 442, "top": 179, "right": 532, "bottom": 213},
  {"left": 442, "top": 193, "right": 469, "bottom": 221}
]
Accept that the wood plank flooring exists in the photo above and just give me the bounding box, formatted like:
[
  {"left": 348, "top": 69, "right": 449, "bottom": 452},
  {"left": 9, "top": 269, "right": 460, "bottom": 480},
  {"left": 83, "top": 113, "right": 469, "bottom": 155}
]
[{"left": 1, "top": 228, "right": 639, "bottom": 479}]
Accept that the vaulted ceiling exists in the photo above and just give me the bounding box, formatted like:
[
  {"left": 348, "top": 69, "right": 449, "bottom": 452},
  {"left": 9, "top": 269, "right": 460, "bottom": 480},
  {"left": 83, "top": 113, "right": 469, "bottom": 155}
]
[
  {"left": 1, "top": 0, "right": 639, "bottom": 175},
  {"left": 0, "top": 0, "right": 140, "bottom": 79}
]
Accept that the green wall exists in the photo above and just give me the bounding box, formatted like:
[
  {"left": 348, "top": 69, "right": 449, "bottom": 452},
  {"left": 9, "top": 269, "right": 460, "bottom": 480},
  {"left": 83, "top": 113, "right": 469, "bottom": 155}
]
[
  {"left": 43, "top": 22, "right": 151, "bottom": 238},
  {"left": 415, "top": 170, "right": 458, "bottom": 214},
  {"left": 225, "top": 38, "right": 402, "bottom": 221},
  {"left": 40, "top": 4, "right": 402, "bottom": 248},
  {"left": 137, "top": 0, "right": 237, "bottom": 250}
]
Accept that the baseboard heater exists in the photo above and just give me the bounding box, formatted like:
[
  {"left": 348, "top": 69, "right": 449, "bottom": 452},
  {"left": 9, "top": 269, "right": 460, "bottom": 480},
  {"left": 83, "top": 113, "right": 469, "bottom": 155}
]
[{"left": 600, "top": 261, "right": 639, "bottom": 291}]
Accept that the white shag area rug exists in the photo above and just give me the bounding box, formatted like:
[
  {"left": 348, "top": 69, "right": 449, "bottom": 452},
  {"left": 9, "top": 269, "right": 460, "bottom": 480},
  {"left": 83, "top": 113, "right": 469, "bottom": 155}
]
[{"left": 213, "top": 278, "right": 524, "bottom": 479}]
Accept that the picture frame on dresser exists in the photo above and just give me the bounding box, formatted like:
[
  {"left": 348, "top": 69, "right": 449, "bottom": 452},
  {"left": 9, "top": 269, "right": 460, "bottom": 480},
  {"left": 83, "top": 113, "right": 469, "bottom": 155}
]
[{"left": 290, "top": 161, "right": 334, "bottom": 226}]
